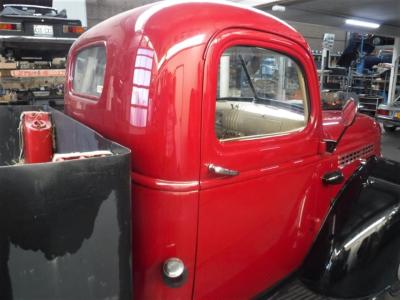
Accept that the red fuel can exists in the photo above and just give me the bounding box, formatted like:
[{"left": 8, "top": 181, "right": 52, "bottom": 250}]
[{"left": 21, "top": 111, "right": 54, "bottom": 163}]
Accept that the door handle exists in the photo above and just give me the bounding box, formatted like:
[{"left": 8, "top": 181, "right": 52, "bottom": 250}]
[
  {"left": 322, "top": 170, "right": 344, "bottom": 185},
  {"left": 208, "top": 164, "right": 239, "bottom": 176}
]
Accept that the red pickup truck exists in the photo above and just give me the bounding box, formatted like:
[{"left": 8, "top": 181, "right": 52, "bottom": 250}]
[{"left": 2, "top": 1, "right": 400, "bottom": 300}]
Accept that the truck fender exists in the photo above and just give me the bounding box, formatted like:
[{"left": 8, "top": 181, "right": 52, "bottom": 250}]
[{"left": 300, "top": 157, "right": 400, "bottom": 299}]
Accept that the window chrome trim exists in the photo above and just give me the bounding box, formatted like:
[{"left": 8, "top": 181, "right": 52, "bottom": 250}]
[
  {"left": 219, "top": 126, "right": 305, "bottom": 142},
  {"left": 215, "top": 45, "right": 310, "bottom": 143}
]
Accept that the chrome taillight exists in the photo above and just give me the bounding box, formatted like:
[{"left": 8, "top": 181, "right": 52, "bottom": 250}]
[
  {"left": 376, "top": 109, "right": 389, "bottom": 116},
  {"left": 63, "top": 25, "right": 85, "bottom": 34},
  {"left": 0, "top": 22, "right": 21, "bottom": 31}
]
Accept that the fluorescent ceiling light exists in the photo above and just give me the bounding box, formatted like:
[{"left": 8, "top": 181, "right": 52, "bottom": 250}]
[
  {"left": 229, "top": 0, "right": 281, "bottom": 7},
  {"left": 272, "top": 5, "right": 285, "bottom": 11},
  {"left": 345, "top": 19, "right": 380, "bottom": 29}
]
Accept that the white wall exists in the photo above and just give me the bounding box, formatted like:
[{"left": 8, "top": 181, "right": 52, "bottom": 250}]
[
  {"left": 288, "top": 21, "right": 347, "bottom": 53},
  {"left": 85, "top": 0, "right": 154, "bottom": 28},
  {"left": 53, "top": 0, "right": 87, "bottom": 27}
]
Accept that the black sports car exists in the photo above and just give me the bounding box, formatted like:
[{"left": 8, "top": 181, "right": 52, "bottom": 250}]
[
  {"left": 0, "top": 4, "right": 84, "bottom": 60},
  {"left": 376, "top": 98, "right": 400, "bottom": 133}
]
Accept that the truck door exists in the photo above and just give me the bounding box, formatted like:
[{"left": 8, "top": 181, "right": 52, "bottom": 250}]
[{"left": 195, "top": 29, "right": 322, "bottom": 299}]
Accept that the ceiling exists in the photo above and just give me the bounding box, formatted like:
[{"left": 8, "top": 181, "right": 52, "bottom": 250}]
[{"left": 235, "top": 0, "right": 400, "bottom": 37}]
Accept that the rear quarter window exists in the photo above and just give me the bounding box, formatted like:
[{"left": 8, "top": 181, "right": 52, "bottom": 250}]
[{"left": 73, "top": 46, "right": 106, "bottom": 98}]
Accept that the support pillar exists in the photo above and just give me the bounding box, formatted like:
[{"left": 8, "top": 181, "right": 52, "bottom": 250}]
[{"left": 388, "top": 37, "right": 400, "bottom": 104}]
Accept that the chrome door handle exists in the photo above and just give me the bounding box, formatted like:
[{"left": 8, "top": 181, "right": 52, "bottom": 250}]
[
  {"left": 322, "top": 170, "right": 344, "bottom": 185},
  {"left": 208, "top": 164, "right": 239, "bottom": 176}
]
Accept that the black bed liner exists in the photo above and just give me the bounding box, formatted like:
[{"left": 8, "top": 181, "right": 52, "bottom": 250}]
[{"left": 0, "top": 105, "right": 132, "bottom": 300}]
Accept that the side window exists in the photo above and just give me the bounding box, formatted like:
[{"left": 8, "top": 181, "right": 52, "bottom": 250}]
[
  {"left": 73, "top": 46, "right": 106, "bottom": 98},
  {"left": 216, "top": 46, "right": 309, "bottom": 141}
]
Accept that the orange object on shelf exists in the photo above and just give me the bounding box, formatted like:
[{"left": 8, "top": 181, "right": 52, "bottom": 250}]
[{"left": 11, "top": 69, "right": 65, "bottom": 78}]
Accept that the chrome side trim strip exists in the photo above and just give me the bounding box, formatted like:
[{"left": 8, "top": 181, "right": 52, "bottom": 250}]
[
  {"left": 131, "top": 172, "right": 199, "bottom": 192},
  {"left": 0, "top": 35, "right": 77, "bottom": 42}
]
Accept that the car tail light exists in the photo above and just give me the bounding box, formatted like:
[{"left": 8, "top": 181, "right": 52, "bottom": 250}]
[
  {"left": 376, "top": 109, "right": 389, "bottom": 116},
  {"left": 63, "top": 25, "right": 85, "bottom": 34},
  {"left": 0, "top": 22, "right": 21, "bottom": 31}
]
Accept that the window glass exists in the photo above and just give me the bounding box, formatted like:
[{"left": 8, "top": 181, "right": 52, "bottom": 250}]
[
  {"left": 216, "top": 46, "right": 309, "bottom": 140},
  {"left": 73, "top": 46, "right": 106, "bottom": 97}
]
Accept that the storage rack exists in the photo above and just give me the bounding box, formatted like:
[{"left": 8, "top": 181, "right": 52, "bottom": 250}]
[{"left": 351, "top": 69, "right": 390, "bottom": 116}]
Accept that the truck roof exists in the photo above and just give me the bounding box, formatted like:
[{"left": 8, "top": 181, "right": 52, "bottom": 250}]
[
  {"left": 66, "top": 1, "right": 312, "bottom": 182},
  {"left": 74, "top": 0, "right": 309, "bottom": 59}
]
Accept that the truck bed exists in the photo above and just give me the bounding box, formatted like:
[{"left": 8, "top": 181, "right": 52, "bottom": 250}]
[{"left": 0, "top": 105, "right": 132, "bottom": 299}]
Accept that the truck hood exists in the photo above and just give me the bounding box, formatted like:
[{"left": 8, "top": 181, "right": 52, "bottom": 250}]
[
  {"left": 322, "top": 110, "right": 380, "bottom": 144},
  {"left": 322, "top": 110, "right": 346, "bottom": 141}
]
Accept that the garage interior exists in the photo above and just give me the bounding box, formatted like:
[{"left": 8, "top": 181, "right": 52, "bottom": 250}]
[
  {"left": 0, "top": 0, "right": 397, "bottom": 158},
  {"left": 254, "top": 0, "right": 400, "bottom": 162},
  {"left": 89, "top": 0, "right": 400, "bottom": 160},
  {"left": 0, "top": 0, "right": 400, "bottom": 300}
]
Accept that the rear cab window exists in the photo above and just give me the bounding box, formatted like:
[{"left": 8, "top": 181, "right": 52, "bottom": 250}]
[
  {"left": 73, "top": 46, "right": 106, "bottom": 98},
  {"left": 216, "top": 46, "right": 309, "bottom": 141}
]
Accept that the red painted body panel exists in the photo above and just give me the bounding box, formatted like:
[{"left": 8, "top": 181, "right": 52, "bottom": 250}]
[
  {"left": 63, "top": 1, "right": 382, "bottom": 299},
  {"left": 195, "top": 28, "right": 322, "bottom": 298},
  {"left": 132, "top": 183, "right": 198, "bottom": 299},
  {"left": 21, "top": 111, "right": 53, "bottom": 163}
]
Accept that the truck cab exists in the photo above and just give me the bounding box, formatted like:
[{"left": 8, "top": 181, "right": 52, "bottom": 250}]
[{"left": 64, "top": 2, "right": 395, "bottom": 299}]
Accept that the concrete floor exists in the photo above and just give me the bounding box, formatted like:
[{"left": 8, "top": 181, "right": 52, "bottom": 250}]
[
  {"left": 268, "top": 279, "right": 399, "bottom": 300},
  {"left": 381, "top": 128, "right": 400, "bottom": 162}
]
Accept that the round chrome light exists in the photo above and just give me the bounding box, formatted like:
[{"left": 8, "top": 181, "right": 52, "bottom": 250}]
[{"left": 163, "top": 257, "right": 185, "bottom": 279}]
